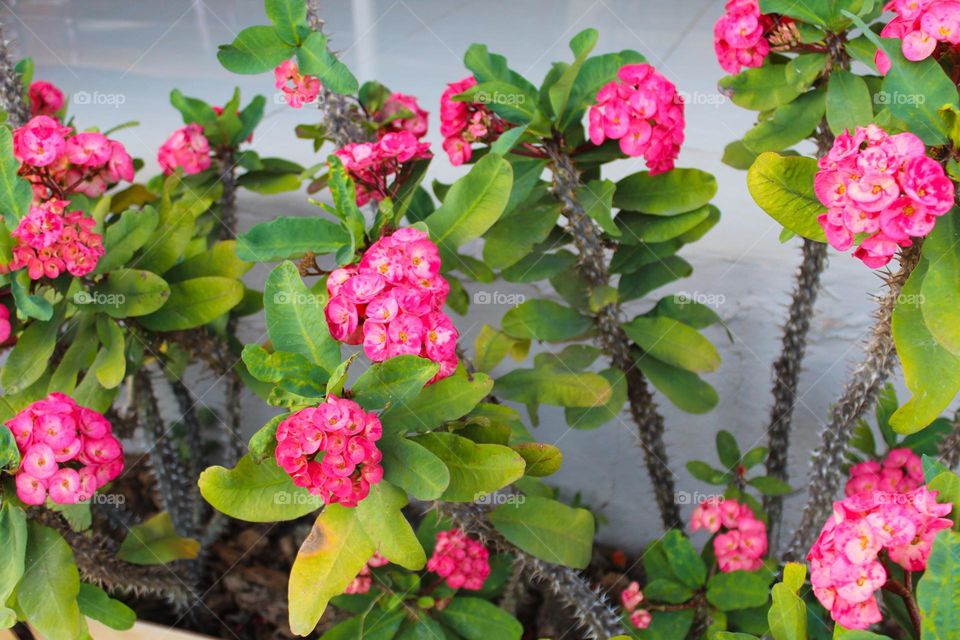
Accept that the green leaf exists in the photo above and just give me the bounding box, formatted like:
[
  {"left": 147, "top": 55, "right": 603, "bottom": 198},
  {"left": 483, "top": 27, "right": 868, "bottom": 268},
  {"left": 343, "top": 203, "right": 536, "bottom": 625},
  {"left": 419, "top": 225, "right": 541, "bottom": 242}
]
[
  {"left": 707, "top": 571, "right": 771, "bottom": 611},
  {"left": 237, "top": 216, "right": 351, "bottom": 262},
  {"left": 785, "top": 53, "right": 828, "bottom": 90},
  {"left": 916, "top": 530, "right": 960, "bottom": 638},
  {"left": 86, "top": 268, "right": 171, "bottom": 318},
  {"left": 265, "top": 0, "right": 307, "bottom": 45},
  {"left": 825, "top": 70, "right": 873, "bottom": 135},
  {"left": 135, "top": 192, "right": 211, "bottom": 275},
  {"left": 381, "top": 435, "right": 450, "bottom": 501},
  {"left": 623, "top": 316, "right": 720, "bottom": 373},
  {"left": 512, "top": 442, "right": 563, "bottom": 476},
  {"left": 746, "top": 152, "right": 827, "bottom": 242},
  {"left": 564, "top": 367, "right": 627, "bottom": 430},
  {"left": 743, "top": 89, "right": 825, "bottom": 153},
  {"left": 719, "top": 64, "right": 803, "bottom": 112},
  {"left": 458, "top": 81, "right": 539, "bottom": 125},
  {"left": 95, "top": 206, "right": 160, "bottom": 274},
  {"left": 495, "top": 367, "right": 613, "bottom": 408},
  {"left": 0, "top": 127, "right": 34, "bottom": 228},
  {"left": 248, "top": 413, "right": 288, "bottom": 462},
  {"left": 723, "top": 140, "right": 760, "bottom": 171},
  {"left": 636, "top": 351, "right": 719, "bottom": 414},
  {"left": 11, "top": 269, "right": 52, "bottom": 321},
  {"left": 618, "top": 206, "right": 713, "bottom": 244},
  {"left": 218, "top": 25, "right": 295, "bottom": 74},
  {"left": 425, "top": 153, "right": 513, "bottom": 254},
  {"left": 748, "top": 476, "right": 793, "bottom": 496},
  {"left": 199, "top": 454, "right": 323, "bottom": 522},
  {"left": 412, "top": 432, "right": 525, "bottom": 501},
  {"left": 289, "top": 507, "right": 374, "bottom": 636},
  {"left": 483, "top": 201, "right": 560, "bottom": 269},
  {"left": 0, "top": 503, "right": 27, "bottom": 620},
  {"left": 264, "top": 261, "right": 341, "bottom": 372},
  {"left": 117, "top": 512, "right": 200, "bottom": 564},
  {"left": 686, "top": 460, "right": 729, "bottom": 484},
  {"left": 489, "top": 497, "right": 594, "bottom": 568},
  {"left": 644, "top": 579, "right": 696, "bottom": 604},
  {"left": 661, "top": 530, "right": 707, "bottom": 589},
  {"left": 2, "top": 309, "right": 62, "bottom": 393},
  {"left": 501, "top": 299, "right": 592, "bottom": 342},
  {"left": 920, "top": 210, "right": 960, "bottom": 355},
  {"left": 92, "top": 316, "right": 125, "bottom": 389},
  {"left": 617, "top": 256, "right": 693, "bottom": 302},
  {"left": 351, "top": 355, "right": 439, "bottom": 410},
  {"left": 380, "top": 367, "right": 492, "bottom": 435},
  {"left": 0, "top": 427, "right": 19, "bottom": 471},
  {"left": 164, "top": 240, "right": 252, "bottom": 282},
  {"left": 436, "top": 597, "right": 523, "bottom": 640},
  {"left": 19, "top": 522, "right": 83, "bottom": 640},
  {"left": 242, "top": 344, "right": 328, "bottom": 397},
  {"left": 77, "top": 583, "right": 136, "bottom": 631},
  {"left": 355, "top": 481, "right": 425, "bottom": 570},
  {"left": 237, "top": 170, "right": 302, "bottom": 194},
  {"left": 138, "top": 276, "right": 243, "bottom": 331},
  {"left": 614, "top": 169, "right": 717, "bottom": 216},
  {"left": 169, "top": 89, "right": 217, "bottom": 127},
  {"left": 716, "top": 430, "right": 741, "bottom": 469},
  {"left": 891, "top": 260, "right": 960, "bottom": 433},
  {"left": 580, "top": 178, "right": 619, "bottom": 236},
  {"left": 297, "top": 31, "right": 359, "bottom": 94},
  {"left": 549, "top": 28, "right": 599, "bottom": 125}
]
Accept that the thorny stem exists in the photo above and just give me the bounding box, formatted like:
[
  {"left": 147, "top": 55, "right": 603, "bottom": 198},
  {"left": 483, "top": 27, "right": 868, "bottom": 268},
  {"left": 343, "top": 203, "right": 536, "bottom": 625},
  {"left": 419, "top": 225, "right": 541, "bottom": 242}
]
[
  {"left": 0, "top": 20, "right": 29, "bottom": 128},
  {"left": 545, "top": 140, "right": 682, "bottom": 531},
  {"left": 938, "top": 407, "right": 960, "bottom": 470},
  {"left": 783, "top": 243, "right": 923, "bottom": 561}
]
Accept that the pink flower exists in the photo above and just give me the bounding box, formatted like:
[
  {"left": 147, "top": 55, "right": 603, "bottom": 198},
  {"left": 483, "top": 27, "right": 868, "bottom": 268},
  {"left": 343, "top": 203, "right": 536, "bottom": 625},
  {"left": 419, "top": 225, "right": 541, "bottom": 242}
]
[
  {"left": 690, "top": 498, "right": 769, "bottom": 573},
  {"left": 439, "top": 75, "right": 506, "bottom": 165},
  {"left": 713, "top": 0, "right": 778, "bottom": 73},
  {"left": 375, "top": 93, "right": 429, "bottom": 138},
  {"left": 620, "top": 582, "right": 644, "bottom": 611},
  {"left": 15, "top": 473, "right": 47, "bottom": 506},
  {"left": 48, "top": 467, "right": 82, "bottom": 504},
  {"left": 274, "top": 60, "right": 321, "bottom": 108},
  {"left": 157, "top": 123, "right": 211, "bottom": 175},
  {"left": 901, "top": 156, "right": 955, "bottom": 214},
  {"left": 66, "top": 132, "right": 112, "bottom": 167},
  {"left": 28, "top": 81, "right": 65, "bottom": 117},
  {"left": 324, "top": 296, "right": 360, "bottom": 344},
  {"left": 629, "top": 609, "right": 652, "bottom": 630},
  {"left": 4, "top": 205, "right": 104, "bottom": 280},
  {"left": 427, "top": 529, "right": 491, "bottom": 590},
  {"left": 853, "top": 233, "right": 901, "bottom": 269},
  {"left": 13, "top": 115, "right": 69, "bottom": 167},
  {"left": 333, "top": 133, "right": 431, "bottom": 206}
]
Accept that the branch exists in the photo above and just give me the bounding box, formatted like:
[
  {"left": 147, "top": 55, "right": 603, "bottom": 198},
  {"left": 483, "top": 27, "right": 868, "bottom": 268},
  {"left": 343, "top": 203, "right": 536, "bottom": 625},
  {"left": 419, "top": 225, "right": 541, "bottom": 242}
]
[
  {"left": 0, "top": 20, "right": 29, "bottom": 127},
  {"left": 938, "top": 407, "right": 960, "bottom": 470},
  {"left": 783, "top": 243, "right": 922, "bottom": 560},
  {"left": 546, "top": 142, "right": 681, "bottom": 530}
]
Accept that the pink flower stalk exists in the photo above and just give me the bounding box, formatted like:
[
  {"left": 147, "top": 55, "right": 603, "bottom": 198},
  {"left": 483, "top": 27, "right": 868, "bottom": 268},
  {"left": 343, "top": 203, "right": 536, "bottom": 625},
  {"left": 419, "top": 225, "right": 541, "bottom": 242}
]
[
  {"left": 815, "top": 125, "right": 953, "bottom": 268},
  {"left": 690, "top": 497, "right": 768, "bottom": 572},
  {"left": 325, "top": 228, "right": 459, "bottom": 382},
  {"left": 439, "top": 75, "right": 507, "bottom": 166},
  {"left": 343, "top": 552, "right": 389, "bottom": 595},
  {"left": 808, "top": 487, "right": 953, "bottom": 629},
  {"left": 1, "top": 200, "right": 105, "bottom": 280},
  {"left": 274, "top": 60, "right": 321, "bottom": 108},
  {"left": 875, "top": 0, "right": 960, "bottom": 73},
  {"left": 334, "top": 132, "right": 432, "bottom": 206},
  {"left": 157, "top": 123, "right": 211, "bottom": 175},
  {"left": 714, "top": 0, "right": 784, "bottom": 73},
  {"left": 374, "top": 92, "right": 429, "bottom": 139},
  {"left": 587, "top": 64, "right": 685, "bottom": 174},
  {"left": 426, "top": 529, "right": 491, "bottom": 590},
  {"left": 3, "top": 393, "right": 123, "bottom": 506},
  {"left": 28, "top": 81, "right": 65, "bottom": 117},
  {"left": 274, "top": 395, "right": 384, "bottom": 508},
  {"left": 845, "top": 448, "right": 924, "bottom": 497},
  {"left": 619, "top": 581, "right": 652, "bottom": 629}
]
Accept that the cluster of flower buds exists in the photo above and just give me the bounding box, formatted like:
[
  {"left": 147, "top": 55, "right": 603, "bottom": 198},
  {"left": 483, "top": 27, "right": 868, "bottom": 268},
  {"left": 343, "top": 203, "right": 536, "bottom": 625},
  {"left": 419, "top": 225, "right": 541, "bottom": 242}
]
[
  {"left": 690, "top": 496, "right": 768, "bottom": 572},
  {"left": 426, "top": 529, "right": 491, "bottom": 590},
  {"left": 439, "top": 76, "right": 506, "bottom": 166},
  {"left": 274, "top": 394, "right": 384, "bottom": 508},
  {"left": 876, "top": 0, "right": 960, "bottom": 72},
  {"left": 1, "top": 199, "right": 105, "bottom": 280},
  {"left": 333, "top": 132, "right": 432, "bottom": 206},
  {"left": 326, "top": 228, "right": 459, "bottom": 382},
  {"left": 713, "top": 0, "right": 782, "bottom": 73},
  {"left": 5, "top": 393, "right": 124, "bottom": 505},
  {"left": 157, "top": 123, "right": 212, "bottom": 175},
  {"left": 373, "top": 92, "right": 429, "bottom": 139},
  {"left": 845, "top": 447, "right": 924, "bottom": 497},
  {"left": 620, "top": 582, "right": 652, "bottom": 629}
]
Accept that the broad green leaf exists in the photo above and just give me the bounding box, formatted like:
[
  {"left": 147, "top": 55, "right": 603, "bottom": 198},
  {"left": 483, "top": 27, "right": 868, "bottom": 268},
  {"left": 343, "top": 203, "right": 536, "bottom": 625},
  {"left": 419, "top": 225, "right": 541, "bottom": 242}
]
[
  {"left": 19, "top": 522, "right": 83, "bottom": 640},
  {"left": 117, "top": 512, "right": 199, "bottom": 564},
  {"left": 825, "top": 70, "right": 873, "bottom": 135},
  {"left": 549, "top": 28, "right": 599, "bottom": 125},
  {"left": 0, "top": 127, "right": 33, "bottom": 228},
  {"left": 0, "top": 426, "right": 19, "bottom": 470},
  {"left": 661, "top": 530, "right": 707, "bottom": 589},
  {"left": 719, "top": 64, "right": 803, "bottom": 112},
  {"left": 380, "top": 367, "right": 492, "bottom": 435},
  {"left": 580, "top": 178, "right": 619, "bottom": 236},
  {"left": 495, "top": 367, "right": 612, "bottom": 408},
  {"left": 512, "top": 442, "right": 563, "bottom": 476},
  {"left": 617, "top": 255, "right": 693, "bottom": 302},
  {"left": 916, "top": 530, "right": 960, "bottom": 638},
  {"left": 436, "top": 597, "right": 523, "bottom": 640},
  {"left": 264, "top": 261, "right": 340, "bottom": 372},
  {"left": 351, "top": 355, "right": 439, "bottom": 410},
  {"left": 170, "top": 89, "right": 217, "bottom": 128},
  {"left": 636, "top": 351, "right": 719, "bottom": 413},
  {"left": 236, "top": 216, "right": 351, "bottom": 262},
  {"left": 749, "top": 475, "right": 793, "bottom": 496},
  {"left": 489, "top": 497, "right": 594, "bottom": 568},
  {"left": 297, "top": 31, "right": 359, "bottom": 94},
  {"left": 743, "top": 89, "right": 825, "bottom": 153},
  {"left": 164, "top": 240, "right": 252, "bottom": 282},
  {"left": 707, "top": 571, "right": 771, "bottom": 611},
  {"left": 891, "top": 260, "right": 960, "bottom": 433},
  {"left": 747, "top": 152, "right": 826, "bottom": 242},
  {"left": 289, "top": 505, "right": 374, "bottom": 635},
  {"left": 502, "top": 299, "right": 593, "bottom": 342},
  {"left": 623, "top": 316, "right": 720, "bottom": 373},
  {"left": 425, "top": 153, "right": 513, "bottom": 254},
  {"left": 92, "top": 316, "right": 125, "bottom": 389},
  {"left": 458, "top": 81, "right": 539, "bottom": 125},
  {"left": 723, "top": 139, "right": 759, "bottom": 171},
  {"left": 614, "top": 169, "right": 717, "bottom": 216},
  {"left": 138, "top": 276, "right": 243, "bottom": 331},
  {"left": 265, "top": 0, "right": 307, "bottom": 45},
  {"left": 473, "top": 325, "right": 527, "bottom": 372},
  {"left": 248, "top": 412, "right": 288, "bottom": 462},
  {"left": 564, "top": 367, "right": 627, "bottom": 430},
  {"left": 11, "top": 269, "right": 52, "bottom": 321},
  {"left": 320, "top": 609, "right": 405, "bottom": 640},
  {"left": 199, "top": 454, "right": 323, "bottom": 522},
  {"left": 716, "top": 430, "right": 741, "bottom": 469},
  {"left": 95, "top": 206, "right": 160, "bottom": 274},
  {"left": 381, "top": 436, "right": 450, "bottom": 500},
  {"left": 687, "top": 460, "right": 729, "bottom": 484},
  {"left": 237, "top": 170, "right": 302, "bottom": 194},
  {"left": 644, "top": 579, "right": 696, "bottom": 604},
  {"left": 86, "top": 268, "right": 170, "bottom": 318},
  {"left": 218, "top": 25, "right": 294, "bottom": 74},
  {"left": 920, "top": 210, "right": 960, "bottom": 355},
  {"left": 242, "top": 344, "right": 328, "bottom": 397},
  {"left": 483, "top": 201, "right": 560, "bottom": 269},
  {"left": 355, "top": 481, "right": 426, "bottom": 570},
  {"left": 77, "top": 583, "right": 136, "bottom": 631},
  {"left": 617, "top": 207, "right": 713, "bottom": 244},
  {"left": 0, "top": 504, "right": 27, "bottom": 621},
  {"left": 412, "top": 432, "right": 525, "bottom": 501},
  {"left": 2, "top": 309, "right": 62, "bottom": 393},
  {"left": 785, "top": 53, "right": 827, "bottom": 90},
  {"left": 135, "top": 193, "right": 211, "bottom": 274}
]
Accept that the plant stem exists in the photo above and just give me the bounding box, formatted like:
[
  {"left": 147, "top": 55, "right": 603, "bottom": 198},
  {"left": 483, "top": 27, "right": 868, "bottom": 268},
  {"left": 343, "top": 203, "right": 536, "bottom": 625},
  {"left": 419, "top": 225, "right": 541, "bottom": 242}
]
[
  {"left": 938, "top": 407, "right": 960, "bottom": 470},
  {"left": 882, "top": 575, "right": 921, "bottom": 638},
  {"left": 0, "top": 20, "right": 29, "bottom": 127}
]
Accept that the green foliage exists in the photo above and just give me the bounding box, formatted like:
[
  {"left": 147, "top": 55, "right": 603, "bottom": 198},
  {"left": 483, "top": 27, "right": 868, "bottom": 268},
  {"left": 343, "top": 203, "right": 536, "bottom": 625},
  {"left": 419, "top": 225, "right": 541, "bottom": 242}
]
[
  {"left": 916, "top": 531, "right": 960, "bottom": 638},
  {"left": 199, "top": 454, "right": 323, "bottom": 522},
  {"left": 768, "top": 563, "right": 808, "bottom": 640},
  {"left": 77, "top": 583, "right": 136, "bottom": 631},
  {"left": 236, "top": 216, "right": 352, "bottom": 262},
  {"left": 18, "top": 523, "right": 83, "bottom": 640},
  {"left": 706, "top": 571, "right": 771, "bottom": 611},
  {"left": 117, "top": 512, "right": 200, "bottom": 564},
  {"left": 747, "top": 153, "right": 826, "bottom": 242},
  {"left": 411, "top": 432, "right": 525, "bottom": 501},
  {"left": 489, "top": 497, "right": 594, "bottom": 568},
  {"left": 614, "top": 169, "right": 718, "bottom": 215}
]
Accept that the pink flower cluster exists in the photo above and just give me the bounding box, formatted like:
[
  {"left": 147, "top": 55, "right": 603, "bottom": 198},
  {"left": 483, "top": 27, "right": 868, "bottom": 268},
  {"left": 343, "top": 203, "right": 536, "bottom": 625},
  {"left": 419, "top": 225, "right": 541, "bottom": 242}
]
[
  {"left": 374, "top": 92, "right": 429, "bottom": 139},
  {"left": 4, "top": 393, "right": 124, "bottom": 506},
  {"left": 815, "top": 125, "right": 954, "bottom": 268},
  {"left": 274, "top": 60, "right": 321, "bottom": 108},
  {"left": 875, "top": 0, "right": 960, "bottom": 73},
  {"left": 157, "top": 123, "right": 211, "bottom": 176},
  {"left": 274, "top": 394, "right": 384, "bottom": 508},
  {"left": 439, "top": 76, "right": 506, "bottom": 166},
  {"left": 714, "top": 0, "right": 774, "bottom": 73},
  {"left": 334, "top": 132, "right": 432, "bottom": 206},
  {"left": 28, "top": 81, "right": 65, "bottom": 117},
  {"left": 1, "top": 199, "right": 105, "bottom": 280},
  {"left": 0, "top": 305, "right": 10, "bottom": 345},
  {"left": 325, "top": 228, "right": 459, "bottom": 382},
  {"left": 690, "top": 497, "right": 768, "bottom": 572},
  {"left": 343, "top": 552, "right": 389, "bottom": 595},
  {"left": 846, "top": 448, "right": 924, "bottom": 497},
  {"left": 587, "top": 64, "right": 684, "bottom": 175},
  {"left": 808, "top": 487, "right": 953, "bottom": 629},
  {"left": 426, "top": 529, "right": 491, "bottom": 590},
  {"left": 14, "top": 115, "right": 134, "bottom": 200},
  {"left": 620, "top": 582, "right": 652, "bottom": 630}
]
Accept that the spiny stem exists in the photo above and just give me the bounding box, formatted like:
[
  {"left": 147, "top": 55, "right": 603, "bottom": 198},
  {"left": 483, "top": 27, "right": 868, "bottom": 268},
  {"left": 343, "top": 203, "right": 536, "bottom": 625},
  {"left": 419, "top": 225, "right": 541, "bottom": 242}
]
[
  {"left": 0, "top": 21, "right": 29, "bottom": 127},
  {"left": 938, "top": 407, "right": 960, "bottom": 470}
]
